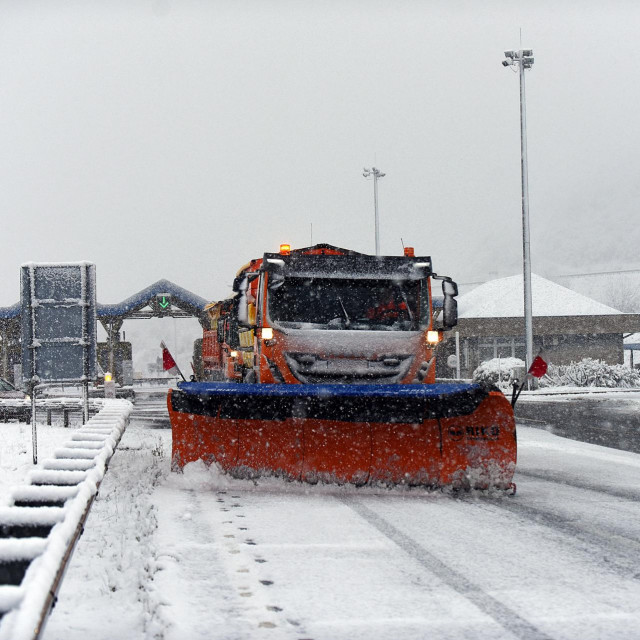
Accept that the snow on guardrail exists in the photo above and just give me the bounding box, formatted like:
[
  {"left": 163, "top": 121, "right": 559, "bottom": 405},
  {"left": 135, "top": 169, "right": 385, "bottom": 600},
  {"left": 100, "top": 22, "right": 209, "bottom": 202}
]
[{"left": 0, "top": 399, "right": 132, "bottom": 640}]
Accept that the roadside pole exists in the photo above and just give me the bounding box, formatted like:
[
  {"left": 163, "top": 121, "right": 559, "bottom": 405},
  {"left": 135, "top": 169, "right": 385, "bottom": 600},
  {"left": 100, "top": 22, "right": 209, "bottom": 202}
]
[{"left": 30, "top": 383, "right": 37, "bottom": 464}]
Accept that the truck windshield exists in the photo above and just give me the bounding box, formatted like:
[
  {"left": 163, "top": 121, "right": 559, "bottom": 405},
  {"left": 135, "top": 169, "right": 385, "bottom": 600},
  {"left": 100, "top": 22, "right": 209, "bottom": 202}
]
[{"left": 268, "top": 277, "right": 427, "bottom": 331}]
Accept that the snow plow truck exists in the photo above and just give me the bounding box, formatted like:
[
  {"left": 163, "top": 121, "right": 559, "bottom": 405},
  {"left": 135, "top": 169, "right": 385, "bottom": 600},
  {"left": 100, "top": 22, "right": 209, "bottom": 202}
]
[{"left": 168, "top": 244, "right": 516, "bottom": 489}]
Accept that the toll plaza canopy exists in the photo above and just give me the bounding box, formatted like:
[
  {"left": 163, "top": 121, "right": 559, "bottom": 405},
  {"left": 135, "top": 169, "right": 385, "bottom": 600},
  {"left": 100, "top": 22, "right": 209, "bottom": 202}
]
[
  {"left": 97, "top": 279, "right": 209, "bottom": 325},
  {"left": 0, "top": 302, "right": 20, "bottom": 320}
]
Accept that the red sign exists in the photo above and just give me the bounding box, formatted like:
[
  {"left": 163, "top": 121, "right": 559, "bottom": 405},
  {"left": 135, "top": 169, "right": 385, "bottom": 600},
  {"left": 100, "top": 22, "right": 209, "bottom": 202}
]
[
  {"left": 528, "top": 351, "right": 549, "bottom": 378},
  {"left": 161, "top": 341, "right": 179, "bottom": 375}
]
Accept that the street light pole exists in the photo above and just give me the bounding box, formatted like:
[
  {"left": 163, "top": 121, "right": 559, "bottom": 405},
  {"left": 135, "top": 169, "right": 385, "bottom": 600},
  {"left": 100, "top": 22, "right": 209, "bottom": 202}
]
[
  {"left": 503, "top": 49, "right": 534, "bottom": 371},
  {"left": 363, "top": 167, "right": 385, "bottom": 256}
]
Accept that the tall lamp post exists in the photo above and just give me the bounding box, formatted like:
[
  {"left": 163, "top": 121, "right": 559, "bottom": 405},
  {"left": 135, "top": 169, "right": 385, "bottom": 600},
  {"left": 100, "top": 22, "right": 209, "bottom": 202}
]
[
  {"left": 363, "top": 167, "right": 385, "bottom": 256},
  {"left": 503, "top": 48, "right": 534, "bottom": 371}
]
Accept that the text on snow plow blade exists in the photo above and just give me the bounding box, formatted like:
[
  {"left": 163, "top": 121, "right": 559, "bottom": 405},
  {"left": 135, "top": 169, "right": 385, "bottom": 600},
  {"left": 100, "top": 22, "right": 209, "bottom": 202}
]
[{"left": 169, "top": 243, "right": 517, "bottom": 488}]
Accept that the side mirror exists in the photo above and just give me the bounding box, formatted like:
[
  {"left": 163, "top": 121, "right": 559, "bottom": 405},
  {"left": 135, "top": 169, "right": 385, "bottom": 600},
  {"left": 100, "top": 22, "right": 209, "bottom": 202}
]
[
  {"left": 433, "top": 275, "right": 458, "bottom": 330},
  {"left": 442, "top": 279, "right": 458, "bottom": 329},
  {"left": 443, "top": 297, "right": 457, "bottom": 329}
]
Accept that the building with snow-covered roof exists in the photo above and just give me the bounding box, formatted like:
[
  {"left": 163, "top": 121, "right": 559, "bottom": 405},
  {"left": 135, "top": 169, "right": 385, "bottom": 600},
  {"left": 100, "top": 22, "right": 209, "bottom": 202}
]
[{"left": 439, "top": 274, "right": 640, "bottom": 378}]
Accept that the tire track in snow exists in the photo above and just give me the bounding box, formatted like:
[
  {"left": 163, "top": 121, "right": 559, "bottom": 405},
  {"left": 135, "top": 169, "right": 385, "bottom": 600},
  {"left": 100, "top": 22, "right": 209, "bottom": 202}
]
[
  {"left": 486, "top": 498, "right": 640, "bottom": 579},
  {"left": 515, "top": 469, "right": 640, "bottom": 502},
  {"left": 341, "top": 497, "right": 554, "bottom": 640}
]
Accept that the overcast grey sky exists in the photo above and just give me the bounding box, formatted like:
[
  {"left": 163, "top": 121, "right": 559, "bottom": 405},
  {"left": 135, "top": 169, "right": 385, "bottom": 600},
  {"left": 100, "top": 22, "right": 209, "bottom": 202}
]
[{"left": 1, "top": 0, "right": 639, "bottom": 308}]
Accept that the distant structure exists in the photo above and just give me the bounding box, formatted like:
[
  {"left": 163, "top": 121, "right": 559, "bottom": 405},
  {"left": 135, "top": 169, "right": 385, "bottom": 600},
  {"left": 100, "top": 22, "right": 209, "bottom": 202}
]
[
  {"left": 0, "top": 279, "right": 210, "bottom": 384},
  {"left": 439, "top": 273, "right": 640, "bottom": 378}
]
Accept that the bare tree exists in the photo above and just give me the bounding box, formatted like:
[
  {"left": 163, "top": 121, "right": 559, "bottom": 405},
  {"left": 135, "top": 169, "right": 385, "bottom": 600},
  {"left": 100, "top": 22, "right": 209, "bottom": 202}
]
[{"left": 606, "top": 277, "right": 640, "bottom": 313}]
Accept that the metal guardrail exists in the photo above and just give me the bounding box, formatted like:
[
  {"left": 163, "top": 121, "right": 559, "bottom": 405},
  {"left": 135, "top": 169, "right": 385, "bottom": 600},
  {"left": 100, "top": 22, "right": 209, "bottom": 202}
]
[
  {"left": 132, "top": 377, "right": 179, "bottom": 386},
  {"left": 0, "top": 399, "right": 105, "bottom": 427},
  {"left": 0, "top": 399, "right": 132, "bottom": 640}
]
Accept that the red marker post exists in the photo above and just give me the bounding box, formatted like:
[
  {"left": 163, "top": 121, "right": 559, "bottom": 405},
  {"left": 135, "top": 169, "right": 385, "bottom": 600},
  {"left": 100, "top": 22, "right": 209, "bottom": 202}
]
[
  {"left": 511, "top": 349, "right": 549, "bottom": 407},
  {"left": 161, "top": 341, "right": 186, "bottom": 382}
]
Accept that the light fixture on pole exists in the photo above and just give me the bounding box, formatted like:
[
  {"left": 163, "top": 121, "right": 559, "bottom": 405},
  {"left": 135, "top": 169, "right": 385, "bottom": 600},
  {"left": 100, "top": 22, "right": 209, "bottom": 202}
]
[
  {"left": 362, "top": 166, "right": 385, "bottom": 256},
  {"left": 502, "top": 48, "right": 534, "bottom": 372}
]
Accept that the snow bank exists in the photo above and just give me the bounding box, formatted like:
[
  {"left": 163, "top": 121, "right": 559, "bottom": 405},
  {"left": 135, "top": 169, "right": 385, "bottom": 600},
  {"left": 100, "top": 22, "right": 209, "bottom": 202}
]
[
  {"left": 0, "top": 400, "right": 133, "bottom": 640},
  {"left": 472, "top": 357, "right": 525, "bottom": 390}
]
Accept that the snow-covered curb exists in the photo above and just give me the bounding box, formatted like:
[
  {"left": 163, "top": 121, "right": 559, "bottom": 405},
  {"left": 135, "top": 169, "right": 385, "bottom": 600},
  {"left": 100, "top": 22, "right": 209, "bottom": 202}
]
[
  {"left": 0, "top": 399, "right": 132, "bottom": 640},
  {"left": 519, "top": 387, "right": 640, "bottom": 398}
]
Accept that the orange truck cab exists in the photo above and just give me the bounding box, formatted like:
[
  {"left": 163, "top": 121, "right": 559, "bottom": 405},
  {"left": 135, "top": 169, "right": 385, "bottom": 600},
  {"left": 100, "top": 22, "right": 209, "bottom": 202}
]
[{"left": 212, "top": 244, "right": 458, "bottom": 387}]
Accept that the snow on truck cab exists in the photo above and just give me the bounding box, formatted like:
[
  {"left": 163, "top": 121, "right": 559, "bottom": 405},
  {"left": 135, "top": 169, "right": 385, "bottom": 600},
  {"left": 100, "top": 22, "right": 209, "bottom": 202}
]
[{"left": 169, "top": 244, "right": 517, "bottom": 490}]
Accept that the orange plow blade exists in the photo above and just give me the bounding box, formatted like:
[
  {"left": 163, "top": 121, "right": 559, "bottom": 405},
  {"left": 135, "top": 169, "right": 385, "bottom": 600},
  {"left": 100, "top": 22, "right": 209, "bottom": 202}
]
[{"left": 168, "top": 382, "right": 516, "bottom": 489}]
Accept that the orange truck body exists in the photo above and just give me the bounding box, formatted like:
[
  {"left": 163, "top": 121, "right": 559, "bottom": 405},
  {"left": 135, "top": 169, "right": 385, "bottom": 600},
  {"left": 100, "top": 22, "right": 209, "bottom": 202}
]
[{"left": 168, "top": 244, "right": 517, "bottom": 489}]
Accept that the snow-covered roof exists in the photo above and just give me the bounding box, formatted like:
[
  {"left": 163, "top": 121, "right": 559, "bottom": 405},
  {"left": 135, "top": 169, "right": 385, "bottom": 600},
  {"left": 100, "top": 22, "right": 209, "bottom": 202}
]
[{"left": 459, "top": 273, "right": 622, "bottom": 319}]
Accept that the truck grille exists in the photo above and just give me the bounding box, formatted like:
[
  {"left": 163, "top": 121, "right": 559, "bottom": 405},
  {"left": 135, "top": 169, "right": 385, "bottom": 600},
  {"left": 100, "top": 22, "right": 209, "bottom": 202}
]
[{"left": 284, "top": 353, "right": 414, "bottom": 384}]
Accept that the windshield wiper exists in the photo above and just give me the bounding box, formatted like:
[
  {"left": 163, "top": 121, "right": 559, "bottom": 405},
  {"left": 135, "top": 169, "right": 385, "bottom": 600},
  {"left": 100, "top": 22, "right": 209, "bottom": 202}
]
[
  {"left": 397, "top": 286, "right": 416, "bottom": 328},
  {"left": 337, "top": 296, "right": 351, "bottom": 328}
]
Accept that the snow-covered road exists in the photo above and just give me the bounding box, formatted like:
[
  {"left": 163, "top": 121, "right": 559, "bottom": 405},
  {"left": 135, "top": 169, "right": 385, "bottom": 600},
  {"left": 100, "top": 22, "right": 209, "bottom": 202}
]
[{"left": 42, "top": 413, "right": 640, "bottom": 640}]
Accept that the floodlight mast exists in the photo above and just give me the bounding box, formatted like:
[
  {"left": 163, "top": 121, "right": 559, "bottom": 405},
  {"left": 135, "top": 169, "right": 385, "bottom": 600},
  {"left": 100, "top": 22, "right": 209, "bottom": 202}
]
[
  {"left": 362, "top": 167, "right": 385, "bottom": 256},
  {"left": 503, "top": 48, "right": 535, "bottom": 373}
]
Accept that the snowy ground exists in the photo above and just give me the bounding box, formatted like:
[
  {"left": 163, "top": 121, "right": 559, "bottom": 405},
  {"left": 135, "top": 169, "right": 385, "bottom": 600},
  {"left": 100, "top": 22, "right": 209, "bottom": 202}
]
[
  {"left": 0, "top": 422, "right": 73, "bottom": 507},
  {"left": 4, "top": 406, "right": 640, "bottom": 640}
]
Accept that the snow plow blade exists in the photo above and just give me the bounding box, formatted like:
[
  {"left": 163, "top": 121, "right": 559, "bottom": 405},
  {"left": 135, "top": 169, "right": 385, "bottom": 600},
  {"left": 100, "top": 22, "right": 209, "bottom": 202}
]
[{"left": 168, "top": 382, "right": 516, "bottom": 489}]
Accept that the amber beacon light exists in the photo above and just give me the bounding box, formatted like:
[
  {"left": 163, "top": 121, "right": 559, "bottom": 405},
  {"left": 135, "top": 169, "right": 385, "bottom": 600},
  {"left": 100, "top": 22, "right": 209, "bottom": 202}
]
[{"left": 279, "top": 244, "right": 291, "bottom": 255}]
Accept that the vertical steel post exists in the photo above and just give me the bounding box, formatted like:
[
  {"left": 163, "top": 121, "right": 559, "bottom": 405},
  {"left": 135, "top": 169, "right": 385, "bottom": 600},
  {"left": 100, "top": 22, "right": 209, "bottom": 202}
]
[
  {"left": 363, "top": 167, "right": 385, "bottom": 256},
  {"left": 109, "top": 321, "right": 115, "bottom": 375},
  {"left": 82, "top": 382, "right": 89, "bottom": 424},
  {"left": 373, "top": 171, "right": 380, "bottom": 256},
  {"left": 0, "top": 326, "right": 8, "bottom": 380},
  {"left": 31, "top": 387, "right": 37, "bottom": 464},
  {"left": 455, "top": 331, "right": 461, "bottom": 379},
  {"left": 519, "top": 50, "right": 534, "bottom": 373},
  {"left": 27, "top": 265, "right": 39, "bottom": 464},
  {"left": 81, "top": 263, "right": 90, "bottom": 423}
]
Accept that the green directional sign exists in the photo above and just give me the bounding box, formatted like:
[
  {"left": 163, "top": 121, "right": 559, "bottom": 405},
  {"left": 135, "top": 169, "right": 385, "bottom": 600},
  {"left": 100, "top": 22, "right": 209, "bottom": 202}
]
[{"left": 154, "top": 293, "right": 172, "bottom": 314}]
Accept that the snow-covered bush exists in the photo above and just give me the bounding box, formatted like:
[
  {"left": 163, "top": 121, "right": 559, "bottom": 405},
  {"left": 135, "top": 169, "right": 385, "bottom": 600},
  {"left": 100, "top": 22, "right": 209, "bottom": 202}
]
[
  {"left": 540, "top": 358, "right": 640, "bottom": 388},
  {"left": 472, "top": 357, "right": 525, "bottom": 390}
]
